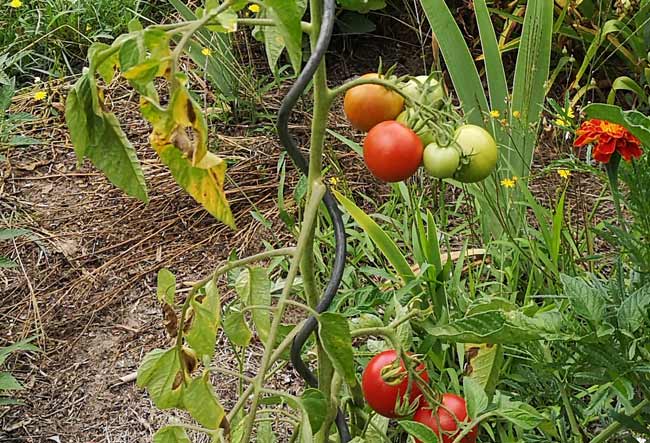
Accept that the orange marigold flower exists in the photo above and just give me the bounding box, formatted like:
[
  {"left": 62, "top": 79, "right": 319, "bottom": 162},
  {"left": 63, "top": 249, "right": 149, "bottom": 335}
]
[{"left": 574, "top": 119, "right": 643, "bottom": 164}]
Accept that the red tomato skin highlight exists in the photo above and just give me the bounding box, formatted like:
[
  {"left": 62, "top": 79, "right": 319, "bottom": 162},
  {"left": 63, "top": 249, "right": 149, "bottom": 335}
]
[
  {"left": 361, "top": 349, "right": 429, "bottom": 418},
  {"left": 413, "top": 393, "right": 478, "bottom": 443},
  {"left": 363, "top": 121, "right": 423, "bottom": 182}
]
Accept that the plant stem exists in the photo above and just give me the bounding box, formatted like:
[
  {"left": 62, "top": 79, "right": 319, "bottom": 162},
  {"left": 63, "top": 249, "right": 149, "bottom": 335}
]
[
  {"left": 240, "top": 182, "right": 327, "bottom": 442},
  {"left": 235, "top": 18, "right": 312, "bottom": 33},
  {"left": 559, "top": 381, "right": 583, "bottom": 442},
  {"left": 450, "top": 412, "right": 495, "bottom": 443},
  {"left": 590, "top": 398, "right": 649, "bottom": 443}
]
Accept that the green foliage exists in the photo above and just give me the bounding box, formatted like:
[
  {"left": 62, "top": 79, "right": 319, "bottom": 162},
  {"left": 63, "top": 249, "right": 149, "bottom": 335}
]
[{"left": 0, "top": 337, "right": 39, "bottom": 405}]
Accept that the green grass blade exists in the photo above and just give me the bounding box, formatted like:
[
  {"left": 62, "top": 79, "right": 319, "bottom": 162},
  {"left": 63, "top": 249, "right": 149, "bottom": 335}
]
[
  {"left": 509, "top": 0, "right": 553, "bottom": 178},
  {"left": 474, "top": 0, "right": 508, "bottom": 142},
  {"left": 419, "top": 0, "right": 489, "bottom": 127},
  {"left": 333, "top": 190, "right": 415, "bottom": 283}
]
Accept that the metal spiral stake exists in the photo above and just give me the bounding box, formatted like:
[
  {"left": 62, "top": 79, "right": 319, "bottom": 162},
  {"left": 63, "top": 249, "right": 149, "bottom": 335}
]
[{"left": 275, "top": 0, "right": 351, "bottom": 441}]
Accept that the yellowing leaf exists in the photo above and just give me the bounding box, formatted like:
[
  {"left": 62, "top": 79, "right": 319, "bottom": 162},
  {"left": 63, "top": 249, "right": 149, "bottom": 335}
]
[{"left": 155, "top": 144, "right": 235, "bottom": 228}]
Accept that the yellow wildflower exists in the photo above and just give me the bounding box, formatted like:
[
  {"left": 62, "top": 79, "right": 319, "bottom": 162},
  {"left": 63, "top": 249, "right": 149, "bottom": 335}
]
[
  {"left": 328, "top": 176, "right": 339, "bottom": 186},
  {"left": 86, "top": 24, "right": 92, "bottom": 32},
  {"left": 489, "top": 110, "right": 500, "bottom": 118},
  {"left": 557, "top": 169, "right": 571, "bottom": 179},
  {"left": 201, "top": 47, "right": 212, "bottom": 57},
  {"left": 9, "top": 0, "right": 22, "bottom": 7},
  {"left": 501, "top": 177, "right": 516, "bottom": 188},
  {"left": 555, "top": 108, "right": 575, "bottom": 127},
  {"left": 33, "top": 91, "right": 47, "bottom": 101},
  {"left": 512, "top": 110, "right": 521, "bottom": 119},
  {"left": 248, "top": 3, "right": 260, "bottom": 13}
]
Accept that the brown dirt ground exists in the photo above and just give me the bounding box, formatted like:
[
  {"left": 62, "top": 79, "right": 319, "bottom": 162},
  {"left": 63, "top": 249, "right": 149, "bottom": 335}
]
[{"left": 0, "top": 9, "right": 616, "bottom": 443}]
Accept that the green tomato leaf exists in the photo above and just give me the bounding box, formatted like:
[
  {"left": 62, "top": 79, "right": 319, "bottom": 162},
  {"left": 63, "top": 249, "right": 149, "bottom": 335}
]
[
  {"left": 302, "top": 388, "right": 328, "bottom": 433},
  {"left": 0, "top": 256, "right": 17, "bottom": 268},
  {"left": 0, "top": 80, "right": 15, "bottom": 112},
  {"left": 223, "top": 309, "right": 252, "bottom": 347},
  {"left": 257, "top": 419, "right": 277, "bottom": 443},
  {"left": 0, "top": 229, "right": 30, "bottom": 241},
  {"left": 65, "top": 74, "right": 149, "bottom": 202},
  {"left": 463, "top": 376, "right": 488, "bottom": 418},
  {"left": 398, "top": 420, "right": 439, "bottom": 442},
  {"left": 185, "top": 280, "right": 221, "bottom": 359},
  {"left": 88, "top": 42, "right": 118, "bottom": 84},
  {"left": 153, "top": 426, "right": 191, "bottom": 443},
  {"left": 264, "top": 0, "right": 304, "bottom": 73},
  {"left": 317, "top": 313, "right": 357, "bottom": 387},
  {"left": 184, "top": 373, "right": 225, "bottom": 429},
  {"left": 0, "top": 337, "right": 39, "bottom": 366},
  {"left": 157, "top": 269, "right": 176, "bottom": 305},
  {"left": 618, "top": 283, "right": 650, "bottom": 333},
  {"left": 136, "top": 348, "right": 183, "bottom": 409},
  {"left": 560, "top": 274, "right": 606, "bottom": 324},
  {"left": 495, "top": 404, "right": 546, "bottom": 430},
  {"left": 235, "top": 267, "right": 272, "bottom": 341},
  {"left": 119, "top": 39, "right": 143, "bottom": 72}
]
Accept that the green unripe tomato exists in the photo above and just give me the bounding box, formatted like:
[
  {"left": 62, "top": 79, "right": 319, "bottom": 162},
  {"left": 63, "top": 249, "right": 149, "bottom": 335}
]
[
  {"left": 396, "top": 109, "right": 436, "bottom": 146},
  {"left": 423, "top": 143, "right": 460, "bottom": 179},
  {"left": 453, "top": 125, "right": 498, "bottom": 183}
]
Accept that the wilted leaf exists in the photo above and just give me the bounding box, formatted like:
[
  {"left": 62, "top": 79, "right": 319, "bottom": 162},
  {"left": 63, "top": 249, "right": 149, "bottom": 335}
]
[
  {"left": 464, "top": 343, "right": 502, "bottom": 397},
  {"left": 162, "top": 303, "right": 179, "bottom": 337}
]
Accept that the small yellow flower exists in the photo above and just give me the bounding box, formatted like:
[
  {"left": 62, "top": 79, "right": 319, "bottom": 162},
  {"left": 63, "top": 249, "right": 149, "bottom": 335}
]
[
  {"left": 555, "top": 108, "right": 575, "bottom": 128},
  {"left": 512, "top": 110, "right": 521, "bottom": 119},
  {"left": 489, "top": 110, "right": 500, "bottom": 118},
  {"left": 201, "top": 47, "right": 212, "bottom": 57},
  {"left": 86, "top": 24, "right": 92, "bottom": 32},
  {"left": 557, "top": 169, "right": 571, "bottom": 179},
  {"left": 501, "top": 177, "right": 516, "bottom": 188},
  {"left": 500, "top": 118, "right": 508, "bottom": 127},
  {"left": 248, "top": 3, "right": 260, "bottom": 13},
  {"left": 9, "top": 0, "right": 22, "bottom": 7},
  {"left": 33, "top": 91, "right": 47, "bottom": 101},
  {"left": 328, "top": 176, "right": 339, "bottom": 186}
]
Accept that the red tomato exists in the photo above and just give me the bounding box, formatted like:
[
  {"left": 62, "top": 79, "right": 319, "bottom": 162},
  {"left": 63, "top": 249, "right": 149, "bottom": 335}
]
[
  {"left": 413, "top": 393, "right": 478, "bottom": 443},
  {"left": 344, "top": 73, "right": 404, "bottom": 132},
  {"left": 363, "top": 121, "right": 423, "bottom": 182},
  {"left": 361, "top": 350, "right": 429, "bottom": 418}
]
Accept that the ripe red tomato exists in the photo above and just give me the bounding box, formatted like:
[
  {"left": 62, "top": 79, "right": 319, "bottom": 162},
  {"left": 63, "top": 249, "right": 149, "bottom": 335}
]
[
  {"left": 413, "top": 393, "right": 478, "bottom": 443},
  {"left": 361, "top": 350, "right": 429, "bottom": 418},
  {"left": 344, "top": 73, "right": 404, "bottom": 132},
  {"left": 363, "top": 121, "right": 423, "bottom": 182}
]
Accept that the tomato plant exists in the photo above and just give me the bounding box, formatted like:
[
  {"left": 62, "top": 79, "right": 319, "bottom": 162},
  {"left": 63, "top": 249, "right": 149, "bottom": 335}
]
[
  {"left": 413, "top": 393, "right": 478, "bottom": 443},
  {"left": 344, "top": 73, "right": 405, "bottom": 132},
  {"left": 361, "top": 350, "right": 429, "bottom": 418},
  {"left": 363, "top": 120, "right": 423, "bottom": 182},
  {"left": 453, "top": 125, "right": 498, "bottom": 183}
]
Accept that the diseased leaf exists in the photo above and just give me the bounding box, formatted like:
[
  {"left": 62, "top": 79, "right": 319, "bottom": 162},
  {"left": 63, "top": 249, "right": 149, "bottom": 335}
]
[
  {"left": 464, "top": 343, "right": 502, "bottom": 397},
  {"left": 185, "top": 280, "right": 221, "bottom": 358},
  {"left": 155, "top": 145, "right": 235, "bottom": 228},
  {"left": 318, "top": 313, "right": 357, "bottom": 387},
  {"left": 136, "top": 348, "right": 183, "bottom": 409},
  {"left": 184, "top": 373, "right": 225, "bottom": 429}
]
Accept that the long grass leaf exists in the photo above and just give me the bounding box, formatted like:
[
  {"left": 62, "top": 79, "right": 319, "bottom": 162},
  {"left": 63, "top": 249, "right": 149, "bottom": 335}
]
[{"left": 419, "top": 0, "right": 489, "bottom": 127}]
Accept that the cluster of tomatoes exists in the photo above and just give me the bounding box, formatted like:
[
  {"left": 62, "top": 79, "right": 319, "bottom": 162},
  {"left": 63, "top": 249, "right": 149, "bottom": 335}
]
[
  {"left": 344, "top": 73, "right": 497, "bottom": 184},
  {"left": 362, "top": 350, "right": 478, "bottom": 443}
]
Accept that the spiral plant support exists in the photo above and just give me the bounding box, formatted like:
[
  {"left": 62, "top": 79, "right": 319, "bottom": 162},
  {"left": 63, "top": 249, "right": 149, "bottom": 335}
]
[{"left": 275, "top": 0, "right": 351, "bottom": 440}]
